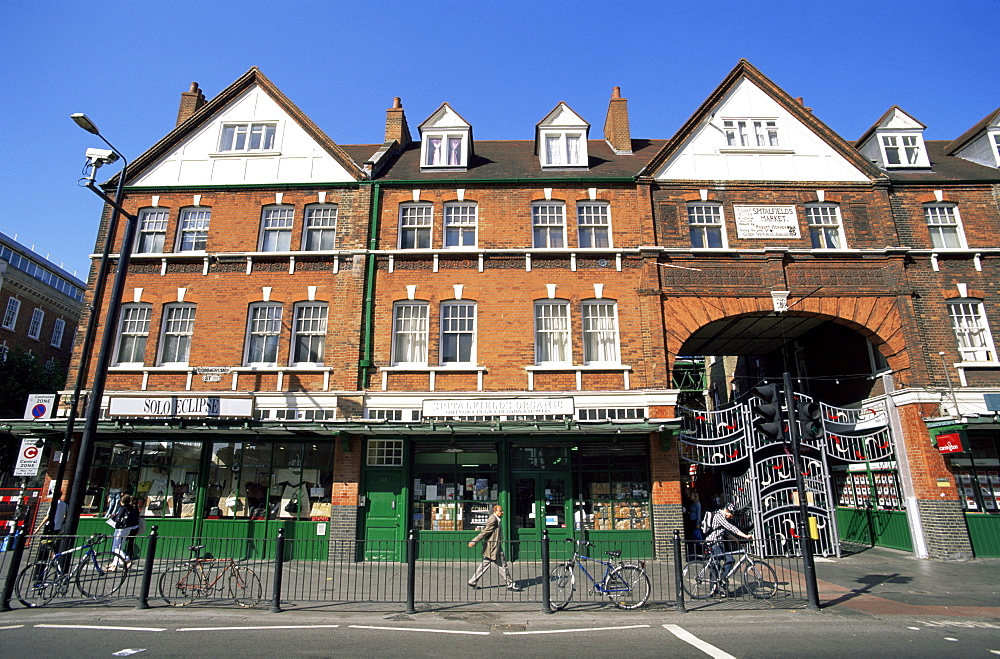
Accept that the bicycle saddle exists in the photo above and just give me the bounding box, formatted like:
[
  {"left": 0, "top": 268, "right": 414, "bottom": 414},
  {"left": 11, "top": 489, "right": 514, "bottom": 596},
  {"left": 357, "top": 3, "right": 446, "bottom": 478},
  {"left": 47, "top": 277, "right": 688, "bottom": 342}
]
[
  {"left": 605, "top": 550, "right": 622, "bottom": 558},
  {"left": 187, "top": 544, "right": 206, "bottom": 552}
]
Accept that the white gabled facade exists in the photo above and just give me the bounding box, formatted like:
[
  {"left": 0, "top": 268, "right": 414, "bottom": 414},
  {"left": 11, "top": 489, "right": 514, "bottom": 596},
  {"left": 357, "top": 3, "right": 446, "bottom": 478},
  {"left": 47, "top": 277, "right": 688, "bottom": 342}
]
[
  {"left": 130, "top": 84, "right": 359, "bottom": 186},
  {"left": 856, "top": 106, "right": 932, "bottom": 170},
  {"left": 653, "top": 78, "right": 870, "bottom": 182},
  {"left": 536, "top": 102, "right": 590, "bottom": 168}
]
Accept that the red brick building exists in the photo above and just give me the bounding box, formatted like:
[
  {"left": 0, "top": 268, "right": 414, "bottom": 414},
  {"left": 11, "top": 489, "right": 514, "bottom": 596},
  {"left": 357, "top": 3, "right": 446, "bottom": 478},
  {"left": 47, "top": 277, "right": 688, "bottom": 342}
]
[{"left": 18, "top": 62, "right": 998, "bottom": 560}]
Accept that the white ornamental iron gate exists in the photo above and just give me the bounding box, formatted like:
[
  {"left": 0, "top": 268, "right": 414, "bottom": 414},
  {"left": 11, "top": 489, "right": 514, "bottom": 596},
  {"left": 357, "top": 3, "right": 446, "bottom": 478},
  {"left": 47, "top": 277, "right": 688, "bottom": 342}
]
[{"left": 679, "top": 393, "right": 894, "bottom": 559}]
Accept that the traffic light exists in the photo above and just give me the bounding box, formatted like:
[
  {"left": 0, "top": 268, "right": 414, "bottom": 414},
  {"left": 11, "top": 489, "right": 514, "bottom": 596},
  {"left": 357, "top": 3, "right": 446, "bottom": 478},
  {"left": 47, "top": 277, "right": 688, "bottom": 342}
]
[
  {"left": 751, "top": 383, "right": 785, "bottom": 443},
  {"left": 796, "top": 400, "right": 823, "bottom": 440}
]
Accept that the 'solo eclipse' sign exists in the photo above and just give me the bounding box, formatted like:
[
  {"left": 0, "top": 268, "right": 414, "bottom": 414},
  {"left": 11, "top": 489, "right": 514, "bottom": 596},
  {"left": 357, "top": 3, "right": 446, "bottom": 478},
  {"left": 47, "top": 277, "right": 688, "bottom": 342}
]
[
  {"left": 109, "top": 396, "right": 253, "bottom": 418},
  {"left": 734, "top": 205, "right": 800, "bottom": 239}
]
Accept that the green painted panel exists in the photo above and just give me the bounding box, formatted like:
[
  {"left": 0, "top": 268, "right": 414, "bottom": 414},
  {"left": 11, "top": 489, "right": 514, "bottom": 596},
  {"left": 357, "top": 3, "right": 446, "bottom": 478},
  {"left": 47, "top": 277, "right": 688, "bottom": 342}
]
[
  {"left": 836, "top": 508, "right": 913, "bottom": 552},
  {"left": 965, "top": 513, "right": 1000, "bottom": 558}
]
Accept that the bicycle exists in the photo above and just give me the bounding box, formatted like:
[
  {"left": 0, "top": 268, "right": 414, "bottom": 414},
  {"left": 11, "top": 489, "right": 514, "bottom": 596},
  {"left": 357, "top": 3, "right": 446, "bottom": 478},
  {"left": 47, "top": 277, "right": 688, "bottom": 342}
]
[
  {"left": 549, "top": 538, "right": 651, "bottom": 610},
  {"left": 15, "top": 533, "right": 129, "bottom": 607},
  {"left": 158, "top": 544, "right": 262, "bottom": 607},
  {"left": 682, "top": 539, "right": 777, "bottom": 600}
]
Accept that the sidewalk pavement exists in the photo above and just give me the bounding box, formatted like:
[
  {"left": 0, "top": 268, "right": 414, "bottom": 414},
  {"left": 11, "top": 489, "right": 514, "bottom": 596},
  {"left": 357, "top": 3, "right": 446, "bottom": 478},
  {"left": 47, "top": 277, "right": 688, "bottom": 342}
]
[{"left": 813, "top": 544, "right": 1000, "bottom": 619}]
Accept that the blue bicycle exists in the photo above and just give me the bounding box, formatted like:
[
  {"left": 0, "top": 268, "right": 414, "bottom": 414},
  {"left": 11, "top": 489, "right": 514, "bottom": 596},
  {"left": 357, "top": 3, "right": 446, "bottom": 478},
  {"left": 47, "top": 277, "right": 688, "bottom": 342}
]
[
  {"left": 549, "top": 539, "right": 651, "bottom": 610},
  {"left": 16, "top": 533, "right": 129, "bottom": 607}
]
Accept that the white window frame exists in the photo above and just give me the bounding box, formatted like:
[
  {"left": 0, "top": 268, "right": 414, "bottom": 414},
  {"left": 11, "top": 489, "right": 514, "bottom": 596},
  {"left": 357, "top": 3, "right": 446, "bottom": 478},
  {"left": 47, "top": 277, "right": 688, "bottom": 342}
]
[
  {"left": 581, "top": 300, "right": 620, "bottom": 365},
  {"left": 245, "top": 303, "right": 283, "bottom": 366},
  {"left": 2, "top": 297, "right": 20, "bottom": 330},
  {"left": 722, "top": 119, "right": 780, "bottom": 148},
  {"left": 880, "top": 133, "right": 922, "bottom": 167},
  {"left": 50, "top": 318, "right": 65, "bottom": 348},
  {"left": 924, "top": 204, "right": 967, "bottom": 249},
  {"left": 177, "top": 208, "right": 210, "bottom": 252},
  {"left": 136, "top": 208, "right": 169, "bottom": 254},
  {"left": 115, "top": 303, "right": 152, "bottom": 365},
  {"left": 534, "top": 300, "right": 571, "bottom": 365},
  {"left": 260, "top": 206, "right": 294, "bottom": 252},
  {"left": 687, "top": 203, "right": 727, "bottom": 249},
  {"left": 805, "top": 204, "right": 846, "bottom": 249},
  {"left": 158, "top": 303, "right": 196, "bottom": 366},
  {"left": 291, "top": 302, "right": 328, "bottom": 366},
  {"left": 440, "top": 301, "right": 476, "bottom": 365},
  {"left": 577, "top": 202, "right": 612, "bottom": 248},
  {"left": 391, "top": 301, "right": 429, "bottom": 366},
  {"left": 541, "top": 131, "right": 585, "bottom": 167},
  {"left": 947, "top": 300, "right": 997, "bottom": 363},
  {"left": 367, "top": 439, "right": 404, "bottom": 466},
  {"left": 992, "top": 132, "right": 1000, "bottom": 166},
  {"left": 423, "top": 134, "right": 466, "bottom": 167},
  {"left": 218, "top": 122, "right": 277, "bottom": 153},
  {"left": 27, "top": 308, "right": 44, "bottom": 340},
  {"left": 399, "top": 204, "right": 432, "bottom": 249},
  {"left": 532, "top": 202, "right": 566, "bottom": 248},
  {"left": 303, "top": 205, "right": 338, "bottom": 251},
  {"left": 443, "top": 202, "right": 477, "bottom": 248}
]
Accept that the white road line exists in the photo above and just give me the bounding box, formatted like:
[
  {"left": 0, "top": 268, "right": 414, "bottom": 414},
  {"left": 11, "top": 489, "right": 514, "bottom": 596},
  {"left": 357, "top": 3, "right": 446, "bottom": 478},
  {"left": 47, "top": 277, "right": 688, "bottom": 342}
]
[
  {"left": 177, "top": 625, "right": 340, "bottom": 632},
  {"left": 349, "top": 625, "right": 489, "bottom": 636},
  {"left": 504, "top": 624, "right": 650, "bottom": 635},
  {"left": 0, "top": 625, "right": 25, "bottom": 631},
  {"left": 663, "top": 624, "right": 736, "bottom": 659},
  {"left": 35, "top": 625, "right": 166, "bottom": 632}
]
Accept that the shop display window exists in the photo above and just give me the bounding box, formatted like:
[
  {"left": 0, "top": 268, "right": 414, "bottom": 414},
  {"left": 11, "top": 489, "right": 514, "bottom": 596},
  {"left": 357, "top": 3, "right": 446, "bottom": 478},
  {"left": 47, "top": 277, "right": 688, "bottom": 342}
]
[
  {"left": 206, "top": 441, "right": 334, "bottom": 521},
  {"left": 85, "top": 440, "right": 199, "bottom": 518},
  {"left": 951, "top": 435, "right": 1000, "bottom": 513},
  {"left": 833, "top": 468, "right": 905, "bottom": 511},
  {"left": 576, "top": 453, "right": 651, "bottom": 531},
  {"left": 412, "top": 448, "right": 498, "bottom": 531}
]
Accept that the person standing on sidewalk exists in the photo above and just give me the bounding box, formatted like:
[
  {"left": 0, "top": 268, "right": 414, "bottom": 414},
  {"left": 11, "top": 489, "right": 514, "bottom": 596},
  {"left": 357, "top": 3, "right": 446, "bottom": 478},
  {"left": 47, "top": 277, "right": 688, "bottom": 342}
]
[
  {"left": 109, "top": 494, "right": 139, "bottom": 569},
  {"left": 467, "top": 504, "right": 521, "bottom": 591}
]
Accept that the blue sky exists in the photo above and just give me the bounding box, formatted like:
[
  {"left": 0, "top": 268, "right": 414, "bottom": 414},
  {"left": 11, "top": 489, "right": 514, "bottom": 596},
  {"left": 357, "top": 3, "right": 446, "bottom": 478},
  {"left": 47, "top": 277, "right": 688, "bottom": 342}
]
[{"left": 2, "top": 0, "right": 997, "bottom": 279}]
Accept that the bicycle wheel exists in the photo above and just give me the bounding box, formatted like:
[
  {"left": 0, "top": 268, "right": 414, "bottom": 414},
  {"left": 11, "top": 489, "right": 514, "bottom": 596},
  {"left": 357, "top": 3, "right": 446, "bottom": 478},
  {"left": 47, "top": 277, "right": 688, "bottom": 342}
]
[
  {"left": 607, "top": 565, "right": 651, "bottom": 610},
  {"left": 549, "top": 563, "right": 575, "bottom": 611},
  {"left": 741, "top": 560, "right": 778, "bottom": 599},
  {"left": 16, "top": 562, "right": 62, "bottom": 607},
  {"left": 158, "top": 564, "right": 199, "bottom": 606},
  {"left": 75, "top": 552, "right": 128, "bottom": 599},
  {"left": 229, "top": 566, "right": 262, "bottom": 607},
  {"left": 681, "top": 559, "right": 720, "bottom": 600}
]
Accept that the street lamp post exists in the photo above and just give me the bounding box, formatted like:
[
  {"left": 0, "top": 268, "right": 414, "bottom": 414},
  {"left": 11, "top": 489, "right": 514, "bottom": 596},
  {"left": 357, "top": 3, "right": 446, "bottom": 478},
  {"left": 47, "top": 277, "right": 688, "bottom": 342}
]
[
  {"left": 62, "top": 114, "right": 138, "bottom": 538},
  {"left": 40, "top": 117, "right": 129, "bottom": 534}
]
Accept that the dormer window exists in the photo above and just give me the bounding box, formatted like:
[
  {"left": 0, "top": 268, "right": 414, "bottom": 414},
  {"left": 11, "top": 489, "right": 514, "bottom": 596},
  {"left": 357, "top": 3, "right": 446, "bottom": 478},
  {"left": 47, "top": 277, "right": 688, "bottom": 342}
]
[
  {"left": 536, "top": 102, "right": 590, "bottom": 169},
  {"left": 418, "top": 103, "right": 472, "bottom": 171},
  {"left": 723, "top": 119, "right": 780, "bottom": 148},
  {"left": 542, "top": 132, "right": 583, "bottom": 166},
  {"left": 881, "top": 134, "right": 921, "bottom": 166},
  {"left": 425, "top": 134, "right": 464, "bottom": 167}
]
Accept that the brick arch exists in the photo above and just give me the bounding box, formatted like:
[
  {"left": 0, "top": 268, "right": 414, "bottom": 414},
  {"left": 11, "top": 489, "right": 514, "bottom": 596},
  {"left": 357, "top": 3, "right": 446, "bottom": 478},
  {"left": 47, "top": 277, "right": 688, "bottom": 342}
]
[{"left": 663, "top": 294, "right": 911, "bottom": 374}]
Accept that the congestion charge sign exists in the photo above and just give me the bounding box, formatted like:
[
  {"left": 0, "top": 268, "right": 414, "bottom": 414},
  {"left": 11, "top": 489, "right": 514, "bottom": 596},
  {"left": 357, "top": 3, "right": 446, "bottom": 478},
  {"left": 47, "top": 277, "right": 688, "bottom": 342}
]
[{"left": 14, "top": 438, "right": 45, "bottom": 477}]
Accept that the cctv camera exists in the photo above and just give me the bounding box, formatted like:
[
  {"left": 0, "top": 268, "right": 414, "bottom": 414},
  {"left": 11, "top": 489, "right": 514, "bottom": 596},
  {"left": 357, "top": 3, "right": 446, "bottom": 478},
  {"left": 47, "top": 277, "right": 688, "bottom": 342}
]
[{"left": 85, "top": 148, "right": 119, "bottom": 166}]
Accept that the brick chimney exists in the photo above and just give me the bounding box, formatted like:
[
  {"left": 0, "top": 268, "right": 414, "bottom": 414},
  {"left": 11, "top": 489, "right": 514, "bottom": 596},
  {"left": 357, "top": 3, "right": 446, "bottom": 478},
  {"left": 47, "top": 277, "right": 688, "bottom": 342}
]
[
  {"left": 176, "top": 82, "right": 206, "bottom": 126},
  {"left": 385, "top": 97, "right": 412, "bottom": 147},
  {"left": 603, "top": 86, "right": 632, "bottom": 155}
]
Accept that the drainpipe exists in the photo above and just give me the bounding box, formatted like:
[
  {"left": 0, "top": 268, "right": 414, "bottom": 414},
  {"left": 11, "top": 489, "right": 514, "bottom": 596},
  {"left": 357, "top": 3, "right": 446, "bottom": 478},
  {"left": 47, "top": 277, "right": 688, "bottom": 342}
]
[{"left": 359, "top": 181, "right": 382, "bottom": 389}]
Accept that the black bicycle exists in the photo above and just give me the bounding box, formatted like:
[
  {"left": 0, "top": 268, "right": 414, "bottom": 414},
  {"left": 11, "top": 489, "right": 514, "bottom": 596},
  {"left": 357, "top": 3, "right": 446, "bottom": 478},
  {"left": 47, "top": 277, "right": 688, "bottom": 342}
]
[
  {"left": 682, "top": 539, "right": 777, "bottom": 599},
  {"left": 549, "top": 539, "right": 651, "bottom": 610},
  {"left": 16, "top": 533, "right": 129, "bottom": 607}
]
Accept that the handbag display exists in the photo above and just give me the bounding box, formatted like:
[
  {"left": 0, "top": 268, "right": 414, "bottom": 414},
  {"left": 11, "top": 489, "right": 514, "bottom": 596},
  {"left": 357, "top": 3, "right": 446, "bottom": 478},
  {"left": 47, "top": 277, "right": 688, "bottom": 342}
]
[{"left": 284, "top": 493, "right": 300, "bottom": 514}]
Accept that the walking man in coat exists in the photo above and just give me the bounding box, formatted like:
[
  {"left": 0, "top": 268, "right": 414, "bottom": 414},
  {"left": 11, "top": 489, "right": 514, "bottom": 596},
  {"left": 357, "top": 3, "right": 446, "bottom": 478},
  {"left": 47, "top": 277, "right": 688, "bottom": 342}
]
[{"left": 468, "top": 504, "right": 521, "bottom": 591}]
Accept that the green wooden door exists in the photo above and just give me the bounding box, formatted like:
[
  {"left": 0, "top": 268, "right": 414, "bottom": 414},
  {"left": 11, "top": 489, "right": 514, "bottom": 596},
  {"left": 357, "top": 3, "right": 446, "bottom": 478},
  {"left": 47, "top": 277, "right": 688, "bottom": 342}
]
[
  {"left": 361, "top": 469, "right": 405, "bottom": 561},
  {"left": 511, "top": 472, "right": 571, "bottom": 559}
]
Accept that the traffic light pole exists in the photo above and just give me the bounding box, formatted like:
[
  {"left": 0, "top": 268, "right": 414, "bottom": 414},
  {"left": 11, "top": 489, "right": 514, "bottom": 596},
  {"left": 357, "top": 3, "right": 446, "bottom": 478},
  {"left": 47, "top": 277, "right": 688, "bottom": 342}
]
[{"left": 783, "top": 371, "right": 821, "bottom": 611}]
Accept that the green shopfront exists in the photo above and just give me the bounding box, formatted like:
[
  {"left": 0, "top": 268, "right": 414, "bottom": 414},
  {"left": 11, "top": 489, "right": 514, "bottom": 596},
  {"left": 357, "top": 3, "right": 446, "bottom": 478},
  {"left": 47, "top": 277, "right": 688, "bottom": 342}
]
[{"left": 357, "top": 421, "right": 661, "bottom": 562}]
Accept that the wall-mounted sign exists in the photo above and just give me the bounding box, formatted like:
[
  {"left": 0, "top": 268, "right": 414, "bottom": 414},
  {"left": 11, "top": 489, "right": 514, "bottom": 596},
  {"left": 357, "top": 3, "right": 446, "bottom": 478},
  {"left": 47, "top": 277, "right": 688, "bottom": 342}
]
[
  {"left": 14, "top": 438, "right": 44, "bottom": 477},
  {"left": 109, "top": 396, "right": 253, "bottom": 418},
  {"left": 196, "top": 367, "right": 232, "bottom": 383},
  {"left": 423, "top": 397, "right": 574, "bottom": 418},
  {"left": 734, "top": 205, "right": 800, "bottom": 239},
  {"left": 24, "top": 393, "right": 56, "bottom": 420},
  {"left": 936, "top": 431, "right": 967, "bottom": 454}
]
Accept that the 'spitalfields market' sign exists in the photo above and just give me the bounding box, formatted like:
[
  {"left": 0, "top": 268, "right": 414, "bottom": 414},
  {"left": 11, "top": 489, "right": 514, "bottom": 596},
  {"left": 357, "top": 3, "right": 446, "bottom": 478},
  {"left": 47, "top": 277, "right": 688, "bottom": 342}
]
[
  {"left": 734, "top": 205, "right": 800, "bottom": 239},
  {"left": 109, "top": 396, "right": 253, "bottom": 418},
  {"left": 423, "top": 398, "right": 574, "bottom": 417}
]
